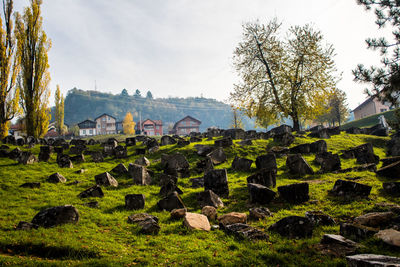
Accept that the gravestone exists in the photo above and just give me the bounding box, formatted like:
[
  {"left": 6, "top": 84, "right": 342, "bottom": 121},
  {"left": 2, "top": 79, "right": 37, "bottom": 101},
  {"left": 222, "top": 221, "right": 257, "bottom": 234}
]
[
  {"left": 231, "top": 156, "right": 253, "bottom": 172},
  {"left": 31, "top": 205, "right": 79, "bottom": 228},
  {"left": 330, "top": 179, "right": 371, "bottom": 199},
  {"left": 125, "top": 137, "right": 136, "bottom": 146},
  {"left": 255, "top": 153, "right": 277, "bottom": 171},
  {"left": 247, "top": 183, "right": 276, "bottom": 204},
  {"left": 47, "top": 173, "right": 67, "bottom": 183},
  {"left": 94, "top": 172, "right": 118, "bottom": 187},
  {"left": 286, "top": 154, "right": 314, "bottom": 175},
  {"left": 247, "top": 169, "right": 277, "bottom": 188},
  {"left": 128, "top": 163, "right": 152, "bottom": 185},
  {"left": 196, "top": 190, "right": 224, "bottom": 208},
  {"left": 268, "top": 216, "right": 314, "bottom": 238},
  {"left": 78, "top": 185, "right": 104, "bottom": 198},
  {"left": 278, "top": 183, "right": 309, "bottom": 203},
  {"left": 204, "top": 169, "right": 229, "bottom": 197},
  {"left": 125, "top": 194, "right": 145, "bottom": 210}
]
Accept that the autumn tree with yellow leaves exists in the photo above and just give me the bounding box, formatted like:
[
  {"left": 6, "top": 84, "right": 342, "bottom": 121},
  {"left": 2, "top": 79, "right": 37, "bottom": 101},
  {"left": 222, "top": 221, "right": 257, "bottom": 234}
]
[
  {"left": 123, "top": 112, "right": 136, "bottom": 134},
  {"left": 0, "top": 0, "right": 21, "bottom": 139},
  {"left": 230, "top": 19, "right": 338, "bottom": 131},
  {"left": 15, "top": 0, "right": 51, "bottom": 138},
  {"left": 55, "top": 85, "right": 65, "bottom": 135}
]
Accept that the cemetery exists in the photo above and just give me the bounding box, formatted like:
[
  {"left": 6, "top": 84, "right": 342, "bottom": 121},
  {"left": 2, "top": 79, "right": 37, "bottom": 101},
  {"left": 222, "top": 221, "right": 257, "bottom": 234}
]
[{"left": 1, "top": 125, "right": 400, "bottom": 265}]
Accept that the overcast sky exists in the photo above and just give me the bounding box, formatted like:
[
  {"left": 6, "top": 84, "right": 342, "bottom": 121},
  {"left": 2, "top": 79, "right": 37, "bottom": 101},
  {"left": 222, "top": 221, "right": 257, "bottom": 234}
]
[{"left": 11, "top": 0, "right": 394, "bottom": 110}]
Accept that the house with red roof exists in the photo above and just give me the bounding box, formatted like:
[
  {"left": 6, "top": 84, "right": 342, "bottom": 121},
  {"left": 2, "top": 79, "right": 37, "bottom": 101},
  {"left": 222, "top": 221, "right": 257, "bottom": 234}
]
[
  {"left": 135, "top": 119, "right": 163, "bottom": 136},
  {"left": 170, "top": 115, "right": 201, "bottom": 135}
]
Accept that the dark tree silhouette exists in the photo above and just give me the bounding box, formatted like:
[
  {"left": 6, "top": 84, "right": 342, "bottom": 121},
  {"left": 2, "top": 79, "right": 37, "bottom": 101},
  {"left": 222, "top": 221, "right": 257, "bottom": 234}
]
[{"left": 353, "top": 0, "right": 400, "bottom": 106}]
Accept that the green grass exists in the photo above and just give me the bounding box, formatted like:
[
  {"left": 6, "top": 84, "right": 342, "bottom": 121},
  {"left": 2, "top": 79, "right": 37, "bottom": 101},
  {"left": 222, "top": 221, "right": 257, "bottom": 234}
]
[
  {"left": 341, "top": 108, "right": 398, "bottom": 130},
  {"left": 0, "top": 132, "right": 398, "bottom": 266}
]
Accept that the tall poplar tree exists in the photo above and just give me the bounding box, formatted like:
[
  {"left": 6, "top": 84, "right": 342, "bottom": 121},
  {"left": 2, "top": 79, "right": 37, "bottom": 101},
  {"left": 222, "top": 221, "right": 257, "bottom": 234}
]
[
  {"left": 230, "top": 109, "right": 244, "bottom": 129},
  {"left": 15, "top": 0, "right": 51, "bottom": 138},
  {"left": 0, "top": 0, "right": 21, "bottom": 139},
  {"left": 54, "top": 85, "right": 64, "bottom": 134}
]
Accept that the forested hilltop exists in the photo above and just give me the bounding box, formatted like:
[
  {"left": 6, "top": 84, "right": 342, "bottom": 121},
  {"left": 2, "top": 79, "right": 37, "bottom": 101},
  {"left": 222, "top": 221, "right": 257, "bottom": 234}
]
[{"left": 63, "top": 88, "right": 256, "bottom": 131}]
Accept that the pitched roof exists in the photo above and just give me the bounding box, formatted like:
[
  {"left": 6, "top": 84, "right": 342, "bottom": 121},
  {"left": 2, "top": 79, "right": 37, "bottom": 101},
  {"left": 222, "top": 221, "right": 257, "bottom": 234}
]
[
  {"left": 77, "top": 119, "right": 97, "bottom": 128},
  {"left": 45, "top": 129, "right": 59, "bottom": 137},
  {"left": 94, "top": 113, "right": 116, "bottom": 121},
  {"left": 10, "top": 124, "right": 23, "bottom": 131},
  {"left": 352, "top": 97, "right": 374, "bottom": 112},
  {"left": 136, "top": 119, "right": 163, "bottom": 126},
  {"left": 352, "top": 92, "right": 391, "bottom": 112},
  {"left": 173, "top": 115, "right": 201, "bottom": 130}
]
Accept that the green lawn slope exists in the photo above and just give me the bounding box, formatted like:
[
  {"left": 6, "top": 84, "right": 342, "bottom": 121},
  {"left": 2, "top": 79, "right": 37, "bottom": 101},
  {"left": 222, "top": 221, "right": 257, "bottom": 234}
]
[
  {"left": 341, "top": 108, "right": 398, "bottom": 130},
  {"left": 0, "top": 132, "right": 398, "bottom": 266}
]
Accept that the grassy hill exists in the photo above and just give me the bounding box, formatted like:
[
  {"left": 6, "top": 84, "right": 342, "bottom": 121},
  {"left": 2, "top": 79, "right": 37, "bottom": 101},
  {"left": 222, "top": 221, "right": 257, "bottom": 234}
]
[
  {"left": 0, "top": 133, "right": 399, "bottom": 266},
  {"left": 341, "top": 108, "right": 398, "bottom": 130}
]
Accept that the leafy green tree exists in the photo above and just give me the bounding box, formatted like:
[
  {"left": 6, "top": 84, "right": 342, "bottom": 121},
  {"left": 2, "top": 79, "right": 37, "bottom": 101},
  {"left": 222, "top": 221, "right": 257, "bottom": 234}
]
[
  {"left": 0, "top": 0, "right": 21, "bottom": 139},
  {"left": 146, "top": 90, "right": 153, "bottom": 99},
  {"left": 230, "top": 19, "right": 337, "bottom": 131},
  {"left": 330, "top": 89, "right": 349, "bottom": 126},
  {"left": 315, "top": 89, "right": 349, "bottom": 126},
  {"left": 69, "top": 124, "right": 79, "bottom": 136},
  {"left": 353, "top": 0, "right": 400, "bottom": 107},
  {"left": 15, "top": 0, "right": 51, "bottom": 138}
]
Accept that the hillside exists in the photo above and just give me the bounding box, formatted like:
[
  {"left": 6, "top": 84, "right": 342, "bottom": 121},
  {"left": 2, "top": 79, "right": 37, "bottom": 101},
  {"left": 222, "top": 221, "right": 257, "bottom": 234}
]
[
  {"left": 0, "top": 131, "right": 399, "bottom": 265},
  {"left": 341, "top": 108, "right": 398, "bottom": 130},
  {"left": 62, "top": 88, "right": 257, "bottom": 131}
]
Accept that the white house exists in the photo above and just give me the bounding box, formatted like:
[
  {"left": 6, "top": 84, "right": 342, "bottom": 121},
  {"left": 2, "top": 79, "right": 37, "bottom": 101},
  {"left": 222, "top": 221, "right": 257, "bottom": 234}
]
[{"left": 78, "top": 119, "right": 97, "bottom": 136}]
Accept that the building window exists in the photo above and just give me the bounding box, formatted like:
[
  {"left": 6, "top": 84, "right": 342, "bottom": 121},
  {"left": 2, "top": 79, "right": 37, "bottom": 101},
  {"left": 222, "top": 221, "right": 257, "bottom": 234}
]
[
  {"left": 380, "top": 108, "right": 387, "bottom": 112},
  {"left": 89, "top": 129, "right": 93, "bottom": 134},
  {"left": 102, "top": 124, "right": 105, "bottom": 128},
  {"left": 83, "top": 130, "right": 86, "bottom": 135},
  {"left": 98, "top": 124, "right": 100, "bottom": 128},
  {"left": 102, "top": 117, "right": 106, "bottom": 121},
  {"left": 108, "top": 117, "right": 110, "bottom": 121}
]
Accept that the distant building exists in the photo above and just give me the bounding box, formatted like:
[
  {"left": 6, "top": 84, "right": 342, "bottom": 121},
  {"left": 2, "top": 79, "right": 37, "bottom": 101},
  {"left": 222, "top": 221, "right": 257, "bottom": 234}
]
[
  {"left": 116, "top": 121, "right": 123, "bottom": 133},
  {"left": 44, "top": 128, "right": 60, "bottom": 138},
  {"left": 171, "top": 116, "right": 201, "bottom": 135},
  {"left": 78, "top": 119, "right": 97, "bottom": 136},
  {"left": 136, "top": 119, "right": 163, "bottom": 136},
  {"left": 95, "top": 113, "right": 117, "bottom": 135},
  {"left": 9, "top": 124, "right": 24, "bottom": 137},
  {"left": 353, "top": 97, "right": 391, "bottom": 120}
]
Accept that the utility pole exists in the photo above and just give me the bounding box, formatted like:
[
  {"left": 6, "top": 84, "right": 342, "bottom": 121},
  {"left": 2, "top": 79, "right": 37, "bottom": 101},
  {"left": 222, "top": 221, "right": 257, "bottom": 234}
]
[{"left": 139, "top": 111, "right": 142, "bottom": 134}]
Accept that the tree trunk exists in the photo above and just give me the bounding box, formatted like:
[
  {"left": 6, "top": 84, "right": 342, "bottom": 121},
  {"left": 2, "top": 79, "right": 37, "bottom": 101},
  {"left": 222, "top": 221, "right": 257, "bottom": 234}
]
[
  {"left": 0, "top": 106, "right": 6, "bottom": 139},
  {"left": 26, "top": 103, "right": 35, "bottom": 137},
  {"left": 292, "top": 115, "right": 300, "bottom": 132}
]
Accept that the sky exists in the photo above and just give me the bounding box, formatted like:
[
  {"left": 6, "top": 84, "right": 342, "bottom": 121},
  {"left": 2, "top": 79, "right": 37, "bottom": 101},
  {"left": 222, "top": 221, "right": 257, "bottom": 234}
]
[{"left": 11, "top": 0, "right": 395, "bottom": 110}]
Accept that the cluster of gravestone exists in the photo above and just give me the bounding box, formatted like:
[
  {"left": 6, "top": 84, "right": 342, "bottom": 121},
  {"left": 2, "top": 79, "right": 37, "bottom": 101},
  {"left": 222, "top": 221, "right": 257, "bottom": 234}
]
[{"left": 4, "top": 124, "right": 400, "bottom": 265}]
